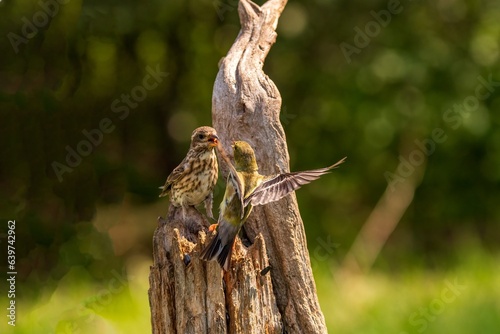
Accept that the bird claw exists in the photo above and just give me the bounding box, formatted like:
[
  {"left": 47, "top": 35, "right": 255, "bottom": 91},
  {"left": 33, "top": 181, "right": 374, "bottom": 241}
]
[{"left": 208, "top": 223, "right": 218, "bottom": 232}]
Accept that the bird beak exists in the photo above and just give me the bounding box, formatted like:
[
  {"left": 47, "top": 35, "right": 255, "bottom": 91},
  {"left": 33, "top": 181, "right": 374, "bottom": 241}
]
[{"left": 208, "top": 134, "right": 219, "bottom": 147}]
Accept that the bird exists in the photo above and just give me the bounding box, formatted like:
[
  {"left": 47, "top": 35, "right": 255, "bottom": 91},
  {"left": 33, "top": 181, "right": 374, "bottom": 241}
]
[
  {"left": 200, "top": 140, "right": 346, "bottom": 270},
  {"left": 159, "top": 126, "right": 219, "bottom": 219}
]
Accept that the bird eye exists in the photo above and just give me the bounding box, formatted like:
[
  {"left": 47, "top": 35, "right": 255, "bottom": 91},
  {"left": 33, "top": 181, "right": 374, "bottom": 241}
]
[{"left": 198, "top": 134, "right": 205, "bottom": 140}]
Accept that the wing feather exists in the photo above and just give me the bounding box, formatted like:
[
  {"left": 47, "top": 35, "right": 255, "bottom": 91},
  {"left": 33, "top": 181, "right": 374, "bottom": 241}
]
[
  {"left": 217, "top": 144, "right": 245, "bottom": 218},
  {"left": 158, "top": 161, "right": 188, "bottom": 197},
  {"left": 245, "top": 157, "right": 346, "bottom": 206}
]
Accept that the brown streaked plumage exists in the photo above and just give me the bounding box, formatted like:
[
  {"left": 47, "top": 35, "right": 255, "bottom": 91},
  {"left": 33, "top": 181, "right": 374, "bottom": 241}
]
[{"left": 159, "top": 126, "right": 219, "bottom": 219}]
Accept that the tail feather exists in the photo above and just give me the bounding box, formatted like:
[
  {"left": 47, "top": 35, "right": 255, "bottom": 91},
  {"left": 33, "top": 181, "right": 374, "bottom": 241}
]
[{"left": 200, "top": 219, "right": 239, "bottom": 271}]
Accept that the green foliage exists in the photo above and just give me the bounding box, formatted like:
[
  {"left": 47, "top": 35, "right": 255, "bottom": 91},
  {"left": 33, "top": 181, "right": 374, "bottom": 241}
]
[{"left": 315, "top": 248, "right": 500, "bottom": 333}]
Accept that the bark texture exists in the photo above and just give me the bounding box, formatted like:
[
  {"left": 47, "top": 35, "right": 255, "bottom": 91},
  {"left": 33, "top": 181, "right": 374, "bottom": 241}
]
[
  {"left": 212, "top": 0, "right": 327, "bottom": 332},
  {"left": 149, "top": 205, "right": 281, "bottom": 333},
  {"left": 149, "top": 0, "right": 327, "bottom": 333}
]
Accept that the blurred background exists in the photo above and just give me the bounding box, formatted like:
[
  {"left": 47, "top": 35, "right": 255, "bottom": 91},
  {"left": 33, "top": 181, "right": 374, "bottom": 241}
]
[{"left": 1, "top": 0, "right": 499, "bottom": 333}]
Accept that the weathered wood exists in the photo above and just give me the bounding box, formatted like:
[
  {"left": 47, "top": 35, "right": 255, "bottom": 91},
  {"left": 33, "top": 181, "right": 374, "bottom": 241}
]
[
  {"left": 149, "top": 207, "right": 226, "bottom": 333},
  {"left": 212, "top": 0, "right": 327, "bottom": 333},
  {"left": 149, "top": 205, "right": 281, "bottom": 333},
  {"left": 149, "top": 0, "right": 327, "bottom": 332},
  {"left": 149, "top": 207, "right": 227, "bottom": 334},
  {"left": 224, "top": 237, "right": 282, "bottom": 333}
]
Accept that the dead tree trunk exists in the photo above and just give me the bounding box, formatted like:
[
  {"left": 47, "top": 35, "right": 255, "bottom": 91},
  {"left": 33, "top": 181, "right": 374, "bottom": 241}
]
[
  {"left": 212, "top": 0, "right": 327, "bottom": 332},
  {"left": 149, "top": 206, "right": 280, "bottom": 334},
  {"left": 149, "top": 0, "right": 328, "bottom": 333}
]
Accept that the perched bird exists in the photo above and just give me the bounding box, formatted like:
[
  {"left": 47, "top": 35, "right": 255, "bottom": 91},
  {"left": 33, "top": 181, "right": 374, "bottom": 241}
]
[
  {"left": 159, "top": 126, "right": 219, "bottom": 219},
  {"left": 201, "top": 141, "right": 346, "bottom": 270}
]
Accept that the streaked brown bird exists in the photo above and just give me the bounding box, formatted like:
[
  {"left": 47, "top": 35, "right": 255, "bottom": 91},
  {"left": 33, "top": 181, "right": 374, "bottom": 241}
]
[
  {"left": 159, "top": 126, "right": 219, "bottom": 219},
  {"left": 201, "top": 140, "right": 346, "bottom": 270}
]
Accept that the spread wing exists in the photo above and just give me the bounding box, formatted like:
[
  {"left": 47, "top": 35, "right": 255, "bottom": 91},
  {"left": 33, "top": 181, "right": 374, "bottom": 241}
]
[{"left": 245, "top": 157, "right": 346, "bottom": 206}]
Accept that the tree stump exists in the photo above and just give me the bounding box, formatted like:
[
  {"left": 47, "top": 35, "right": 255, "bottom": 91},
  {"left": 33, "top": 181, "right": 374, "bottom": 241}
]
[
  {"left": 149, "top": 206, "right": 281, "bottom": 334},
  {"left": 149, "top": 0, "right": 328, "bottom": 333}
]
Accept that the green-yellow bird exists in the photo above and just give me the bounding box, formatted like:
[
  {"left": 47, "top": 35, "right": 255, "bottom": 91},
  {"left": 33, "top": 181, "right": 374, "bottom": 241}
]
[{"left": 200, "top": 141, "right": 346, "bottom": 270}]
